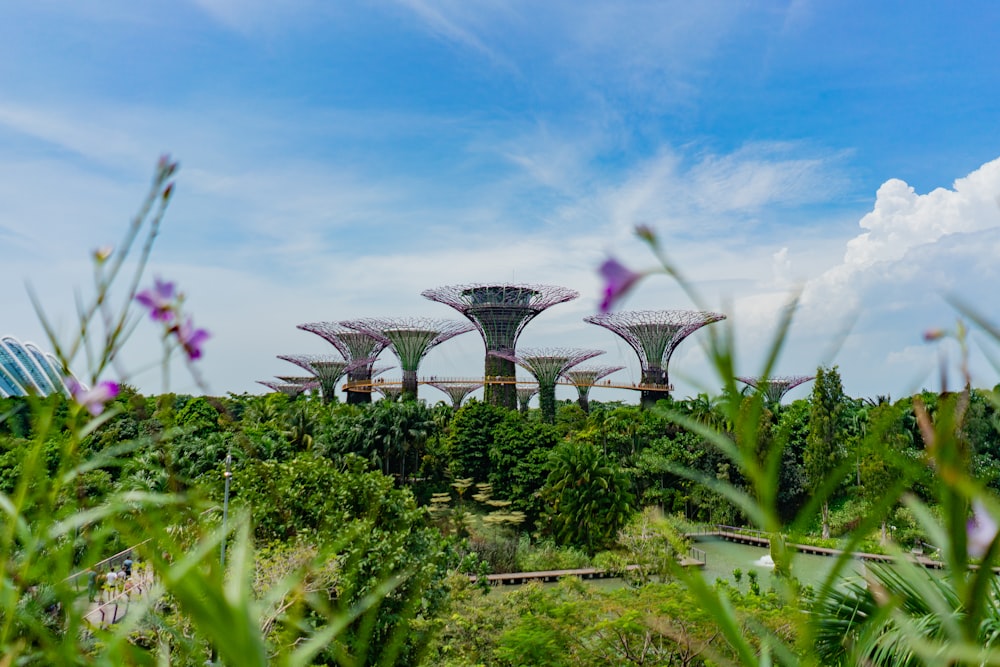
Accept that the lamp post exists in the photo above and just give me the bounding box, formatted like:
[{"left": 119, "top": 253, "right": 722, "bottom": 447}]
[
  {"left": 220, "top": 452, "right": 232, "bottom": 568},
  {"left": 210, "top": 452, "right": 232, "bottom": 666}
]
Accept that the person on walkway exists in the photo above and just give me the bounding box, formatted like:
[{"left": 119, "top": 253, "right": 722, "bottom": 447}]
[
  {"left": 122, "top": 556, "right": 133, "bottom": 579},
  {"left": 86, "top": 568, "right": 98, "bottom": 602},
  {"left": 105, "top": 568, "right": 117, "bottom": 598}
]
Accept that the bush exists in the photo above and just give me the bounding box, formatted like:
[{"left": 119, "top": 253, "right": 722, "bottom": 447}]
[{"left": 516, "top": 537, "right": 591, "bottom": 572}]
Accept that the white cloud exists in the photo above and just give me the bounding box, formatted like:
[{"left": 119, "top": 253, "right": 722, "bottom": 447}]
[{"left": 792, "top": 156, "right": 1000, "bottom": 395}]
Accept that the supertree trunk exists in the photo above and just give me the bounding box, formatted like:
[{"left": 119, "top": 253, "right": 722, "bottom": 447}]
[
  {"left": 346, "top": 369, "right": 371, "bottom": 404},
  {"left": 641, "top": 367, "right": 668, "bottom": 408},
  {"left": 401, "top": 369, "right": 418, "bottom": 402},
  {"left": 485, "top": 354, "right": 517, "bottom": 410},
  {"left": 538, "top": 381, "right": 557, "bottom": 423}
]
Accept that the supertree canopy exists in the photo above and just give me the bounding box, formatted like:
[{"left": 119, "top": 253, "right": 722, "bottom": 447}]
[
  {"left": 490, "top": 347, "right": 603, "bottom": 422},
  {"left": 257, "top": 379, "right": 317, "bottom": 397},
  {"left": 426, "top": 380, "right": 483, "bottom": 409},
  {"left": 343, "top": 317, "right": 473, "bottom": 401},
  {"left": 737, "top": 375, "right": 815, "bottom": 405},
  {"left": 276, "top": 376, "right": 322, "bottom": 395},
  {"left": 277, "top": 354, "right": 351, "bottom": 404},
  {"left": 516, "top": 385, "right": 539, "bottom": 413},
  {"left": 584, "top": 310, "right": 726, "bottom": 407},
  {"left": 422, "top": 283, "right": 578, "bottom": 410},
  {"left": 563, "top": 365, "right": 624, "bottom": 413},
  {"left": 297, "top": 322, "right": 391, "bottom": 405}
]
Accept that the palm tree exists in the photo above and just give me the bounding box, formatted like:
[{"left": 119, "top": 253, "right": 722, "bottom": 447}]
[
  {"left": 540, "top": 440, "right": 636, "bottom": 554},
  {"left": 811, "top": 562, "right": 1000, "bottom": 666}
]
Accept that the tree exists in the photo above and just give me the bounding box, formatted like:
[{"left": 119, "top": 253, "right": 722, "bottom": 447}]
[
  {"left": 445, "top": 400, "right": 508, "bottom": 481},
  {"left": 539, "top": 440, "right": 636, "bottom": 554},
  {"left": 857, "top": 402, "right": 915, "bottom": 543},
  {"left": 805, "top": 366, "right": 847, "bottom": 539},
  {"left": 231, "top": 454, "right": 459, "bottom": 665},
  {"left": 488, "top": 413, "right": 558, "bottom": 521}
]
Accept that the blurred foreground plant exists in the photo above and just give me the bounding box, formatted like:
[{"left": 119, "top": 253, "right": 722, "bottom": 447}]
[
  {"left": 0, "top": 159, "right": 433, "bottom": 666},
  {"left": 600, "top": 230, "right": 1000, "bottom": 666}
]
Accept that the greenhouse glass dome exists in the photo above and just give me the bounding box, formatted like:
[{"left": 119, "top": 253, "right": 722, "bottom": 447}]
[{"left": 0, "top": 336, "right": 72, "bottom": 398}]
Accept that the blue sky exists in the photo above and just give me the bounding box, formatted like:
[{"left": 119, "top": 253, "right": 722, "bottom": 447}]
[{"left": 3, "top": 0, "right": 1000, "bottom": 403}]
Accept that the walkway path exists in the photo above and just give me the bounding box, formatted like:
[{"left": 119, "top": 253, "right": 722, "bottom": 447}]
[
  {"left": 79, "top": 565, "right": 156, "bottom": 628},
  {"left": 65, "top": 541, "right": 157, "bottom": 629},
  {"left": 692, "top": 526, "right": 947, "bottom": 570}
]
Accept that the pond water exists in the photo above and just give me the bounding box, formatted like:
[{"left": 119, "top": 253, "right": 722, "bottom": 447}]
[
  {"left": 492, "top": 536, "right": 868, "bottom": 593},
  {"left": 693, "top": 535, "right": 865, "bottom": 590}
]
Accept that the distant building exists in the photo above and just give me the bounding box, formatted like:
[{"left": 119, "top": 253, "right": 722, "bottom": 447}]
[{"left": 0, "top": 335, "right": 72, "bottom": 398}]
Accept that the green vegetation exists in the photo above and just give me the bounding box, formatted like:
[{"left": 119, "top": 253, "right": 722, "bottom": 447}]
[{"left": 6, "top": 167, "right": 1000, "bottom": 665}]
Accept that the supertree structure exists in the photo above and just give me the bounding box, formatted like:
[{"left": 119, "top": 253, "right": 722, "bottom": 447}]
[
  {"left": 257, "top": 380, "right": 317, "bottom": 397},
  {"left": 422, "top": 283, "right": 579, "bottom": 410},
  {"left": 584, "top": 310, "right": 726, "bottom": 408},
  {"left": 490, "top": 348, "right": 604, "bottom": 423},
  {"left": 277, "top": 354, "right": 351, "bottom": 404},
  {"left": 297, "top": 322, "right": 391, "bottom": 405},
  {"left": 563, "top": 365, "right": 624, "bottom": 413},
  {"left": 372, "top": 382, "right": 403, "bottom": 402},
  {"left": 737, "top": 375, "right": 815, "bottom": 406},
  {"left": 343, "top": 318, "right": 473, "bottom": 401},
  {"left": 516, "top": 385, "right": 539, "bottom": 414},
  {"left": 425, "top": 380, "right": 483, "bottom": 409},
  {"left": 276, "top": 375, "right": 318, "bottom": 385}
]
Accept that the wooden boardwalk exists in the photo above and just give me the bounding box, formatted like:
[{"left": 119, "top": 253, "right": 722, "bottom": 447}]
[
  {"left": 697, "top": 528, "right": 947, "bottom": 570},
  {"left": 475, "top": 556, "right": 705, "bottom": 587}
]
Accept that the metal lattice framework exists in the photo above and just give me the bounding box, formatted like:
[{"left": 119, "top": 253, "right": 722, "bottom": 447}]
[
  {"left": 343, "top": 317, "right": 473, "bottom": 401},
  {"left": 516, "top": 384, "right": 539, "bottom": 413},
  {"left": 276, "top": 375, "right": 317, "bottom": 384},
  {"left": 563, "top": 365, "right": 625, "bottom": 413},
  {"left": 277, "top": 354, "right": 351, "bottom": 404},
  {"left": 372, "top": 382, "right": 404, "bottom": 402},
  {"left": 422, "top": 283, "right": 579, "bottom": 410},
  {"left": 257, "top": 380, "right": 317, "bottom": 397},
  {"left": 297, "top": 322, "right": 391, "bottom": 404},
  {"left": 737, "top": 375, "right": 815, "bottom": 405},
  {"left": 426, "top": 380, "right": 483, "bottom": 409},
  {"left": 584, "top": 310, "right": 726, "bottom": 407},
  {"left": 490, "top": 347, "right": 604, "bottom": 422}
]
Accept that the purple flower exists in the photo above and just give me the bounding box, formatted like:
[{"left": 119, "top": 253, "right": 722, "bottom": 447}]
[
  {"left": 923, "top": 328, "right": 947, "bottom": 342},
  {"left": 968, "top": 500, "right": 999, "bottom": 559},
  {"left": 599, "top": 257, "right": 644, "bottom": 313},
  {"left": 135, "top": 278, "right": 177, "bottom": 322},
  {"left": 67, "top": 378, "right": 120, "bottom": 416},
  {"left": 175, "top": 318, "right": 210, "bottom": 360}
]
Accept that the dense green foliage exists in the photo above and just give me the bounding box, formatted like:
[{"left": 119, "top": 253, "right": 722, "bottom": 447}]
[{"left": 8, "top": 372, "right": 1000, "bottom": 664}]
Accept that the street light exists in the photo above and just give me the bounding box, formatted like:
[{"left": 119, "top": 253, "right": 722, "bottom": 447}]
[
  {"left": 220, "top": 452, "right": 232, "bottom": 568},
  {"left": 209, "top": 452, "right": 233, "bottom": 666}
]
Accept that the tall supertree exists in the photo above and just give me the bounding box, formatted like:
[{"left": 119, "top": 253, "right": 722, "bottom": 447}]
[
  {"left": 257, "top": 379, "right": 317, "bottom": 397},
  {"left": 425, "top": 380, "right": 483, "bottom": 409},
  {"left": 297, "top": 322, "right": 391, "bottom": 405},
  {"left": 516, "top": 385, "right": 539, "bottom": 414},
  {"left": 277, "top": 354, "right": 351, "bottom": 404},
  {"left": 422, "top": 284, "right": 578, "bottom": 410},
  {"left": 343, "top": 318, "right": 473, "bottom": 401},
  {"left": 584, "top": 310, "right": 726, "bottom": 408},
  {"left": 737, "top": 375, "right": 815, "bottom": 406},
  {"left": 490, "top": 348, "right": 604, "bottom": 422},
  {"left": 563, "top": 365, "right": 624, "bottom": 413}
]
